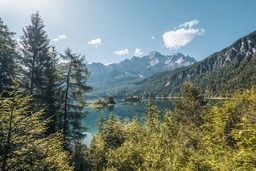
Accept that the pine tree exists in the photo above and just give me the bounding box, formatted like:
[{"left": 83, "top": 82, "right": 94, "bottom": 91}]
[
  {"left": 144, "top": 99, "right": 160, "bottom": 132},
  {"left": 59, "top": 48, "right": 92, "bottom": 149},
  {"left": 41, "top": 46, "right": 59, "bottom": 134},
  {"left": 0, "top": 18, "right": 16, "bottom": 95},
  {"left": 203, "top": 88, "right": 256, "bottom": 170},
  {"left": 174, "top": 81, "right": 207, "bottom": 127},
  {"left": 0, "top": 83, "right": 72, "bottom": 171},
  {"left": 19, "top": 12, "right": 59, "bottom": 134},
  {"left": 232, "top": 89, "right": 256, "bottom": 169},
  {"left": 173, "top": 82, "right": 209, "bottom": 170}
]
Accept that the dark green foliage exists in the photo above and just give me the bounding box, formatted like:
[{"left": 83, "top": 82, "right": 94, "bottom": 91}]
[
  {"left": 70, "top": 143, "right": 90, "bottom": 171},
  {"left": 0, "top": 18, "right": 16, "bottom": 95},
  {"left": 19, "top": 12, "right": 59, "bottom": 135},
  {"left": 59, "top": 48, "right": 92, "bottom": 149},
  {"left": 174, "top": 82, "right": 207, "bottom": 126},
  {"left": 20, "top": 12, "right": 50, "bottom": 96}
]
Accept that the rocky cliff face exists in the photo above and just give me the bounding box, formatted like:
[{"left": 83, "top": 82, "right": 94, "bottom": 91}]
[
  {"left": 133, "top": 31, "right": 256, "bottom": 97},
  {"left": 189, "top": 31, "right": 256, "bottom": 76}
]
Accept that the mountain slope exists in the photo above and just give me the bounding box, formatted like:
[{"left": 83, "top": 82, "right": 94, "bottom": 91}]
[
  {"left": 132, "top": 31, "right": 256, "bottom": 97},
  {"left": 87, "top": 51, "right": 196, "bottom": 97}
]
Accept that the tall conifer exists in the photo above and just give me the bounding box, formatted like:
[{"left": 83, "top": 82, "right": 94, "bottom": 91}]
[
  {"left": 59, "top": 48, "right": 92, "bottom": 149},
  {"left": 19, "top": 12, "right": 59, "bottom": 134},
  {"left": 0, "top": 18, "right": 16, "bottom": 95}
]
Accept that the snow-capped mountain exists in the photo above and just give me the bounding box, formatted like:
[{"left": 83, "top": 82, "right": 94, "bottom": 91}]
[
  {"left": 130, "top": 31, "right": 256, "bottom": 97},
  {"left": 117, "top": 51, "right": 196, "bottom": 76},
  {"left": 87, "top": 51, "right": 196, "bottom": 96},
  {"left": 88, "top": 51, "right": 196, "bottom": 84}
]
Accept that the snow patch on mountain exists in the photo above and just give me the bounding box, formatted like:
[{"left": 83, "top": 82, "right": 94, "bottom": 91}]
[
  {"left": 165, "top": 57, "right": 173, "bottom": 65},
  {"left": 252, "top": 48, "right": 256, "bottom": 54},
  {"left": 165, "top": 81, "right": 170, "bottom": 87},
  {"left": 87, "top": 51, "right": 197, "bottom": 86},
  {"left": 175, "top": 57, "right": 184, "bottom": 64},
  {"left": 150, "top": 58, "right": 159, "bottom": 66}
]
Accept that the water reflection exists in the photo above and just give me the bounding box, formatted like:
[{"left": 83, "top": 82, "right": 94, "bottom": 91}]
[
  {"left": 92, "top": 104, "right": 115, "bottom": 112},
  {"left": 83, "top": 99, "right": 173, "bottom": 133}
]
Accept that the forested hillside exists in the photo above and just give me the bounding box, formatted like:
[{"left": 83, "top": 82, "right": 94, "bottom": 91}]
[{"left": 125, "top": 31, "right": 256, "bottom": 97}]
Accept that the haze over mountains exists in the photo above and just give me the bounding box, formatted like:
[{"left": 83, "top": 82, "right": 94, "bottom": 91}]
[
  {"left": 87, "top": 51, "right": 196, "bottom": 96},
  {"left": 88, "top": 31, "right": 256, "bottom": 98}
]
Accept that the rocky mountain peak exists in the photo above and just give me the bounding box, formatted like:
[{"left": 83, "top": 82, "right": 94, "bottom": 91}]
[
  {"left": 131, "top": 31, "right": 256, "bottom": 98},
  {"left": 87, "top": 51, "right": 196, "bottom": 95},
  {"left": 148, "top": 51, "right": 162, "bottom": 57}
]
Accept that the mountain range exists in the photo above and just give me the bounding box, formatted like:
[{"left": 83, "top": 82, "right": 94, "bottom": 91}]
[
  {"left": 88, "top": 31, "right": 256, "bottom": 98},
  {"left": 87, "top": 51, "right": 196, "bottom": 97},
  {"left": 130, "top": 31, "right": 256, "bottom": 97}
]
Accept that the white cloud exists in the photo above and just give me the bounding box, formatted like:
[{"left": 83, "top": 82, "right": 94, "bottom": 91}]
[
  {"left": 53, "top": 34, "right": 67, "bottom": 42},
  {"left": 134, "top": 48, "right": 143, "bottom": 57},
  {"left": 151, "top": 36, "right": 155, "bottom": 39},
  {"left": 88, "top": 38, "right": 102, "bottom": 47},
  {"left": 179, "top": 19, "right": 199, "bottom": 28},
  {"left": 163, "top": 19, "right": 204, "bottom": 50},
  {"left": 113, "top": 49, "right": 129, "bottom": 56}
]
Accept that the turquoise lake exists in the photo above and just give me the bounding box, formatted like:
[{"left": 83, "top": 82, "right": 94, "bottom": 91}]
[{"left": 82, "top": 98, "right": 174, "bottom": 133}]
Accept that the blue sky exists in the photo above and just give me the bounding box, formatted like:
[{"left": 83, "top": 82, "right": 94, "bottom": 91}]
[{"left": 1, "top": 0, "right": 256, "bottom": 64}]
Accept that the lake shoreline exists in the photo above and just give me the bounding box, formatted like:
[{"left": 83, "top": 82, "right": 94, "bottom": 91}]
[{"left": 155, "top": 96, "right": 236, "bottom": 100}]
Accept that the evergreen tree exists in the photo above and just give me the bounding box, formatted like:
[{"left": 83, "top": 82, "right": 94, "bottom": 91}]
[
  {"left": 19, "top": 12, "right": 59, "bottom": 134},
  {"left": 59, "top": 48, "right": 92, "bottom": 149},
  {"left": 203, "top": 88, "right": 256, "bottom": 170},
  {"left": 0, "top": 83, "right": 72, "bottom": 171},
  {"left": 70, "top": 143, "right": 90, "bottom": 171},
  {"left": 173, "top": 82, "right": 209, "bottom": 170},
  {"left": 144, "top": 99, "right": 160, "bottom": 132},
  {"left": 232, "top": 89, "right": 256, "bottom": 169},
  {"left": 42, "top": 46, "right": 59, "bottom": 134},
  {"left": 174, "top": 81, "right": 207, "bottom": 127},
  {"left": 0, "top": 18, "right": 16, "bottom": 95}
]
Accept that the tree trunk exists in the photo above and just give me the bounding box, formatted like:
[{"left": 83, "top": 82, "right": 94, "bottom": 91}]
[
  {"left": 63, "top": 60, "right": 72, "bottom": 149},
  {"left": 2, "top": 94, "right": 15, "bottom": 171},
  {"left": 30, "top": 52, "right": 36, "bottom": 95}
]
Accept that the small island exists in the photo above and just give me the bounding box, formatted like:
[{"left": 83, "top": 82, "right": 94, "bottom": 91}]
[{"left": 93, "top": 97, "right": 116, "bottom": 107}]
